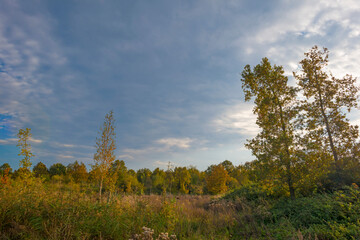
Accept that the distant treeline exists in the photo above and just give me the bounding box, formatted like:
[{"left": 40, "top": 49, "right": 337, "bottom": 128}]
[{"left": 0, "top": 159, "right": 246, "bottom": 195}]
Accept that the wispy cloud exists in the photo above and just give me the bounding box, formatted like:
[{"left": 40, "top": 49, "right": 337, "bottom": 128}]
[
  {"left": 122, "top": 147, "right": 159, "bottom": 155},
  {"left": 123, "top": 137, "right": 196, "bottom": 156},
  {"left": 153, "top": 160, "right": 177, "bottom": 168},
  {"left": 57, "top": 154, "right": 74, "bottom": 159},
  {"left": 0, "top": 137, "right": 42, "bottom": 145},
  {"left": 52, "top": 142, "right": 93, "bottom": 149},
  {"left": 118, "top": 154, "right": 134, "bottom": 160},
  {"left": 0, "top": 138, "right": 17, "bottom": 145},
  {"left": 0, "top": 1, "right": 66, "bottom": 130},
  {"left": 212, "top": 103, "right": 259, "bottom": 137},
  {"left": 156, "top": 137, "right": 193, "bottom": 149},
  {"left": 29, "top": 137, "right": 42, "bottom": 143}
]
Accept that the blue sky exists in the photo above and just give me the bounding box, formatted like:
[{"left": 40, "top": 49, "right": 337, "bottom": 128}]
[{"left": 1, "top": 0, "right": 360, "bottom": 170}]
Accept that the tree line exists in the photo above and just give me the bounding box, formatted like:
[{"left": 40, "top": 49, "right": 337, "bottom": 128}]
[{"left": 0, "top": 159, "right": 246, "bottom": 196}]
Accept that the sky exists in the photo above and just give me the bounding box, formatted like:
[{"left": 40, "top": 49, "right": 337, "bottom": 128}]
[{"left": 1, "top": 0, "right": 360, "bottom": 171}]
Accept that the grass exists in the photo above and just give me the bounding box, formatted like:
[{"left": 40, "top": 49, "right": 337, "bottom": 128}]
[
  {"left": 0, "top": 179, "right": 236, "bottom": 239},
  {"left": 1, "top": 178, "right": 360, "bottom": 239}
]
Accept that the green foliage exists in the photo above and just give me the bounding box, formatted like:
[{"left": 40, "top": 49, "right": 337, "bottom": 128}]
[
  {"left": 33, "top": 162, "right": 49, "bottom": 178},
  {"left": 152, "top": 168, "right": 167, "bottom": 194},
  {"left": 220, "top": 184, "right": 360, "bottom": 239},
  {"left": 269, "top": 185, "right": 360, "bottom": 239},
  {"left": 271, "top": 194, "right": 338, "bottom": 227},
  {"left": 49, "top": 163, "right": 66, "bottom": 177},
  {"left": 174, "top": 167, "right": 191, "bottom": 194},
  {"left": 137, "top": 168, "right": 153, "bottom": 194},
  {"left": 67, "top": 161, "right": 88, "bottom": 183},
  {"left": 223, "top": 183, "right": 270, "bottom": 202},
  {"left": 294, "top": 46, "right": 359, "bottom": 183},
  {"left": 241, "top": 58, "right": 299, "bottom": 199},
  {"left": 188, "top": 166, "right": 204, "bottom": 195}
]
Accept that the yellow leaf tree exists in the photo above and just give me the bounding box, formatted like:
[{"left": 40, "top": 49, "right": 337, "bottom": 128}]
[
  {"left": 17, "top": 128, "right": 34, "bottom": 178},
  {"left": 206, "top": 164, "right": 230, "bottom": 195},
  {"left": 93, "top": 111, "right": 116, "bottom": 201}
]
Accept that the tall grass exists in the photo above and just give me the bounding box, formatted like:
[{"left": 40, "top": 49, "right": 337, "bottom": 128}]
[
  {"left": 0, "top": 179, "right": 236, "bottom": 239},
  {"left": 1, "top": 178, "right": 359, "bottom": 239}
]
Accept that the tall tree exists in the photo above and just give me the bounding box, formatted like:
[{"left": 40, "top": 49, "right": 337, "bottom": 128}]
[
  {"left": 151, "top": 168, "right": 166, "bottom": 194},
  {"left": 241, "top": 58, "right": 298, "bottom": 199},
  {"left": 205, "top": 164, "right": 230, "bottom": 195},
  {"left": 188, "top": 166, "right": 204, "bottom": 195},
  {"left": 174, "top": 167, "right": 191, "bottom": 194},
  {"left": 294, "top": 46, "right": 359, "bottom": 173},
  {"left": 17, "top": 128, "right": 34, "bottom": 177},
  {"left": 93, "top": 111, "right": 116, "bottom": 201},
  {"left": 137, "top": 168, "right": 152, "bottom": 194}
]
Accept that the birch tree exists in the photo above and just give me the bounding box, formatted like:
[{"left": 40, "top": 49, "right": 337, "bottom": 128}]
[{"left": 94, "top": 111, "right": 116, "bottom": 201}]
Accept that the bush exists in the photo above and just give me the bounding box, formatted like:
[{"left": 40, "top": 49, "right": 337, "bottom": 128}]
[{"left": 223, "top": 183, "right": 270, "bottom": 202}]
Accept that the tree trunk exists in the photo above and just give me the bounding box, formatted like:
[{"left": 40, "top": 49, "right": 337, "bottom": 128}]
[
  {"left": 275, "top": 93, "right": 296, "bottom": 200},
  {"left": 99, "top": 175, "right": 103, "bottom": 202},
  {"left": 315, "top": 74, "right": 339, "bottom": 169}
]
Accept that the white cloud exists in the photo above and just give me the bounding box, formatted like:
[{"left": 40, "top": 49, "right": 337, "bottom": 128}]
[
  {"left": 51, "top": 142, "right": 93, "bottom": 150},
  {"left": 212, "top": 103, "right": 259, "bottom": 137},
  {"left": 123, "top": 147, "right": 159, "bottom": 155},
  {"left": 153, "top": 160, "right": 180, "bottom": 170},
  {"left": 223, "top": 0, "right": 360, "bottom": 81},
  {"left": 122, "top": 137, "right": 197, "bottom": 157},
  {"left": 0, "top": 137, "right": 42, "bottom": 144},
  {"left": 29, "top": 137, "right": 42, "bottom": 143},
  {"left": 153, "top": 160, "right": 174, "bottom": 168},
  {"left": 156, "top": 137, "right": 193, "bottom": 149},
  {"left": 62, "top": 144, "right": 75, "bottom": 148},
  {"left": 57, "top": 155, "right": 74, "bottom": 159},
  {"left": 118, "top": 154, "right": 134, "bottom": 160},
  {"left": 0, "top": 1, "right": 66, "bottom": 129},
  {"left": 0, "top": 138, "right": 17, "bottom": 145}
]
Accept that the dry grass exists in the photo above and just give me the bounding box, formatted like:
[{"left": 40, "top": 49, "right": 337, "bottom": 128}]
[
  {"left": 1, "top": 178, "right": 330, "bottom": 239},
  {"left": 0, "top": 179, "right": 239, "bottom": 239}
]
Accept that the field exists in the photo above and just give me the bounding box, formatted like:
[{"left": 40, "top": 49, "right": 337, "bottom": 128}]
[{"left": 1, "top": 177, "right": 360, "bottom": 240}]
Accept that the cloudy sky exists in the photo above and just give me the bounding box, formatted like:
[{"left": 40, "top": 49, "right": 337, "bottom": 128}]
[{"left": 1, "top": 0, "right": 360, "bottom": 170}]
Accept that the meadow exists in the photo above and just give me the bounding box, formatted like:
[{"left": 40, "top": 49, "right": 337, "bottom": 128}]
[{"left": 1, "top": 176, "right": 360, "bottom": 240}]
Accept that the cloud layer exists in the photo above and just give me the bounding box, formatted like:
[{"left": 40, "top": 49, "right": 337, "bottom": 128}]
[{"left": 1, "top": 0, "right": 360, "bottom": 170}]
